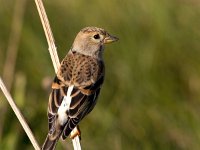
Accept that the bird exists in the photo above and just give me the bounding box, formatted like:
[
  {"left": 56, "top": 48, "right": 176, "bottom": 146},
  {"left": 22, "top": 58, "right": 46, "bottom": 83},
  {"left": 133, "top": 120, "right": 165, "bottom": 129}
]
[{"left": 42, "top": 26, "right": 118, "bottom": 150}]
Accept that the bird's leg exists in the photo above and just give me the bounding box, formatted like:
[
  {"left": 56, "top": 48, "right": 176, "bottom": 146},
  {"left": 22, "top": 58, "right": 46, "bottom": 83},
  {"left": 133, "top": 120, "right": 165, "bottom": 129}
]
[{"left": 70, "top": 126, "right": 81, "bottom": 139}]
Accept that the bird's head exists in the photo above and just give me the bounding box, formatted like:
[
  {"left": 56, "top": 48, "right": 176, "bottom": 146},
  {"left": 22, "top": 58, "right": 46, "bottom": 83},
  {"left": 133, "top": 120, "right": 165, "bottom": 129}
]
[{"left": 71, "top": 27, "right": 118, "bottom": 59}]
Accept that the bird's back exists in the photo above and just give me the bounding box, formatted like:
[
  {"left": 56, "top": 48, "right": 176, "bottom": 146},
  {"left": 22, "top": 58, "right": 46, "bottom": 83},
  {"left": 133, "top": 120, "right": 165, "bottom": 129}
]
[{"left": 48, "top": 51, "right": 105, "bottom": 140}]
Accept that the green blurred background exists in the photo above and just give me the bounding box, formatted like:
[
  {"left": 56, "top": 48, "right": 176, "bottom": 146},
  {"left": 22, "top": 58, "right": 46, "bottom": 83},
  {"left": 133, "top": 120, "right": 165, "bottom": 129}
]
[{"left": 1, "top": 0, "right": 200, "bottom": 149}]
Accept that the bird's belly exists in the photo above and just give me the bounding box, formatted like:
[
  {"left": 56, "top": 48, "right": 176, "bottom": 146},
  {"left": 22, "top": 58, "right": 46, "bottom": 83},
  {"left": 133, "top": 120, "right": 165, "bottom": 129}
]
[{"left": 57, "top": 85, "right": 74, "bottom": 125}]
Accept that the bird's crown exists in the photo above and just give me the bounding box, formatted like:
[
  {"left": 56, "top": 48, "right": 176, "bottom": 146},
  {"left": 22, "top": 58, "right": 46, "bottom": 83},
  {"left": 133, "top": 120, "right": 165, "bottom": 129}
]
[{"left": 81, "top": 27, "right": 107, "bottom": 35}]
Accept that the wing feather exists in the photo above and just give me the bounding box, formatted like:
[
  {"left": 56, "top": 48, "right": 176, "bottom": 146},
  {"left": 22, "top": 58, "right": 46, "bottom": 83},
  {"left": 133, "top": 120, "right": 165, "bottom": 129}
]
[
  {"left": 61, "top": 75, "right": 104, "bottom": 139},
  {"left": 47, "top": 52, "right": 105, "bottom": 140}
]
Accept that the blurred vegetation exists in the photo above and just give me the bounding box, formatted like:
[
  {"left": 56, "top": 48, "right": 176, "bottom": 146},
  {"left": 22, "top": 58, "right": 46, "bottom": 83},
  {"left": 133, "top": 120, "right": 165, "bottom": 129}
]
[{"left": 1, "top": 0, "right": 200, "bottom": 149}]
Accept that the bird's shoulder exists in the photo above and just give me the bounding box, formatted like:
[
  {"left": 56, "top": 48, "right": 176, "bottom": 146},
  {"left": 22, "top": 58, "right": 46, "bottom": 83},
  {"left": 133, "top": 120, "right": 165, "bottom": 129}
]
[{"left": 56, "top": 51, "right": 104, "bottom": 87}]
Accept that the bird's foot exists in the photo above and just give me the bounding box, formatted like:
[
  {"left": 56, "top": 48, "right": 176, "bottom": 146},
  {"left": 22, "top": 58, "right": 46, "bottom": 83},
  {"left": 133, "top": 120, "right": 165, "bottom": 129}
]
[{"left": 70, "top": 126, "right": 81, "bottom": 139}]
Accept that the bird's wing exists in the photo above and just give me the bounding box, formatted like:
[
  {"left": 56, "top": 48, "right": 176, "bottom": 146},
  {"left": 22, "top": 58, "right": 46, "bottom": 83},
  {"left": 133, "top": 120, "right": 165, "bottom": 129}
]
[
  {"left": 61, "top": 74, "right": 104, "bottom": 139},
  {"left": 47, "top": 52, "right": 105, "bottom": 140}
]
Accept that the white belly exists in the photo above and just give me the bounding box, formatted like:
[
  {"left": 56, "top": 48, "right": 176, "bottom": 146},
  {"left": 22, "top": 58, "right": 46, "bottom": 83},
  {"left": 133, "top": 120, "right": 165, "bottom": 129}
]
[{"left": 57, "top": 85, "right": 74, "bottom": 125}]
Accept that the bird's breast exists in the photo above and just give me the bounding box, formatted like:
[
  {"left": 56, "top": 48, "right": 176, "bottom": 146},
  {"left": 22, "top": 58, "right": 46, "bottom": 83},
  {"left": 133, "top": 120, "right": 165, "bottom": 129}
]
[
  {"left": 58, "top": 53, "right": 103, "bottom": 87},
  {"left": 72, "top": 59, "right": 99, "bottom": 86}
]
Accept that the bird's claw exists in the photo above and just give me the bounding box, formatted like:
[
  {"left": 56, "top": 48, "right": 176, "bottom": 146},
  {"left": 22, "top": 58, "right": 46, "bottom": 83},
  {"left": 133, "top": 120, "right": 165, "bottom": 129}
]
[{"left": 70, "top": 126, "right": 81, "bottom": 139}]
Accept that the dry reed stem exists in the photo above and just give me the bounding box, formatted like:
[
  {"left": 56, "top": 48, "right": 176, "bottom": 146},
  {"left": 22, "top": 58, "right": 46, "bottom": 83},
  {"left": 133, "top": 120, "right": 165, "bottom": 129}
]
[
  {"left": 0, "top": 78, "right": 40, "bottom": 150},
  {"left": 34, "top": 0, "right": 82, "bottom": 149},
  {"left": 71, "top": 129, "right": 82, "bottom": 150},
  {"left": 34, "top": 0, "right": 60, "bottom": 73}
]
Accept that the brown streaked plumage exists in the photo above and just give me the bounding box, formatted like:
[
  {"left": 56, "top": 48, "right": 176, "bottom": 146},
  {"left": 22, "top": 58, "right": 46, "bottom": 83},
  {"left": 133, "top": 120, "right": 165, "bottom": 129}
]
[{"left": 42, "top": 27, "right": 118, "bottom": 150}]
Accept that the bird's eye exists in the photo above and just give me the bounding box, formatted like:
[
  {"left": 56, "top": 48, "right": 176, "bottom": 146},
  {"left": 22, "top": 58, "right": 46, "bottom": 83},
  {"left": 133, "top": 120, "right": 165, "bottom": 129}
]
[{"left": 93, "top": 34, "right": 100, "bottom": 39}]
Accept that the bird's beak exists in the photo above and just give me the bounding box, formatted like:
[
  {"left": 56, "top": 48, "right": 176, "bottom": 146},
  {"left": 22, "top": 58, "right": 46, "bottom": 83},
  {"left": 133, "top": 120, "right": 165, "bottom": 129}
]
[{"left": 104, "top": 34, "right": 119, "bottom": 44}]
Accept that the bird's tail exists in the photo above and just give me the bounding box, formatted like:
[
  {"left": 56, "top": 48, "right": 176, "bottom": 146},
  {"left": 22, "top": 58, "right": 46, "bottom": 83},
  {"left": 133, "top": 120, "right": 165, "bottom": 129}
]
[{"left": 41, "top": 135, "right": 59, "bottom": 150}]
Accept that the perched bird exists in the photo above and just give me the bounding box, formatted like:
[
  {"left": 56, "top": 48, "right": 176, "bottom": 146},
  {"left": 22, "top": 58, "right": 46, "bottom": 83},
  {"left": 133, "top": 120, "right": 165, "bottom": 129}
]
[{"left": 42, "top": 27, "right": 118, "bottom": 150}]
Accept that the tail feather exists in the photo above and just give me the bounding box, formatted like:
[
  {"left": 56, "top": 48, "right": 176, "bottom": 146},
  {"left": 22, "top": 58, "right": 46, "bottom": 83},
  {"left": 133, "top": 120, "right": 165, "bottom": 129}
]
[{"left": 42, "top": 135, "right": 59, "bottom": 150}]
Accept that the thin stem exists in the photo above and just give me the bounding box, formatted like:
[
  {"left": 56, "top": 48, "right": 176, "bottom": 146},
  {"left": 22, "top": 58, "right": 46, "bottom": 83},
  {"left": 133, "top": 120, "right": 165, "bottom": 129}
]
[
  {"left": 34, "top": 0, "right": 82, "bottom": 149},
  {"left": 71, "top": 130, "right": 82, "bottom": 150},
  {"left": 0, "top": 78, "right": 40, "bottom": 150},
  {"left": 34, "top": 0, "right": 60, "bottom": 73}
]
